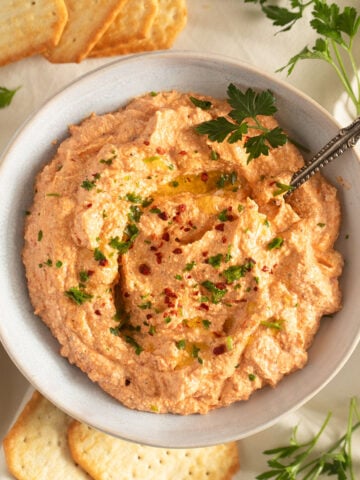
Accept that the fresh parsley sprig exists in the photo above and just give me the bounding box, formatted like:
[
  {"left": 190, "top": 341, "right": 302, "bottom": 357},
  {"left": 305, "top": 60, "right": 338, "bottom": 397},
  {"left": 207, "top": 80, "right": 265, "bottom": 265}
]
[
  {"left": 195, "top": 83, "right": 288, "bottom": 163},
  {"left": 0, "top": 86, "right": 20, "bottom": 109},
  {"left": 257, "top": 397, "right": 360, "bottom": 479},
  {"left": 245, "top": 0, "right": 360, "bottom": 116}
]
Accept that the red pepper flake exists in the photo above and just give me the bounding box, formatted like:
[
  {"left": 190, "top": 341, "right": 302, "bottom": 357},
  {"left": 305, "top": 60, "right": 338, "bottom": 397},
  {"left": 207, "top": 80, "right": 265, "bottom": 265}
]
[
  {"left": 156, "top": 147, "right": 166, "bottom": 155},
  {"left": 94, "top": 309, "right": 101, "bottom": 316},
  {"left": 177, "top": 204, "right": 186, "bottom": 213},
  {"left": 155, "top": 252, "right": 163, "bottom": 264},
  {"left": 213, "top": 344, "right": 226, "bottom": 355},
  {"left": 222, "top": 236, "right": 227, "bottom": 244},
  {"left": 86, "top": 203, "right": 92, "bottom": 208},
  {"left": 216, "top": 282, "right": 227, "bottom": 290},
  {"left": 215, "top": 223, "right": 225, "bottom": 231},
  {"left": 158, "top": 211, "right": 169, "bottom": 221},
  {"left": 202, "top": 251, "right": 208, "bottom": 257},
  {"left": 146, "top": 313, "right": 153, "bottom": 319},
  {"left": 87, "top": 270, "right": 95, "bottom": 277},
  {"left": 200, "top": 303, "right": 209, "bottom": 311},
  {"left": 99, "top": 259, "right": 108, "bottom": 267},
  {"left": 150, "top": 245, "right": 158, "bottom": 251},
  {"left": 139, "top": 263, "right": 151, "bottom": 275},
  {"left": 164, "top": 288, "right": 177, "bottom": 298},
  {"left": 253, "top": 286, "right": 259, "bottom": 291},
  {"left": 184, "top": 227, "right": 191, "bottom": 232},
  {"left": 178, "top": 150, "right": 187, "bottom": 155},
  {"left": 143, "top": 140, "right": 150, "bottom": 146},
  {"left": 162, "top": 232, "right": 170, "bottom": 241},
  {"left": 261, "top": 266, "right": 269, "bottom": 272},
  {"left": 173, "top": 247, "right": 183, "bottom": 254},
  {"left": 124, "top": 292, "right": 130, "bottom": 297},
  {"left": 125, "top": 378, "right": 131, "bottom": 386},
  {"left": 200, "top": 172, "right": 209, "bottom": 182}
]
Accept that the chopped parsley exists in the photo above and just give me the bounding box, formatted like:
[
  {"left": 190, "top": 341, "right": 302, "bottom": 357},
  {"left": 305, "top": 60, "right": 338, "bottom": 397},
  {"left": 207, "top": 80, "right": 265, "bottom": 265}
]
[
  {"left": 65, "top": 287, "right": 93, "bottom": 305},
  {"left": 207, "top": 253, "right": 223, "bottom": 268},
  {"left": 261, "top": 319, "right": 284, "bottom": 330},
  {"left": 189, "top": 96, "right": 212, "bottom": 110},
  {"left": 94, "top": 248, "right": 107, "bottom": 262},
  {"left": 55, "top": 260, "right": 63, "bottom": 268},
  {"left": 128, "top": 205, "right": 143, "bottom": 222},
  {"left": 124, "top": 335, "right": 143, "bottom": 355},
  {"left": 125, "top": 192, "right": 143, "bottom": 203},
  {"left": 184, "top": 261, "right": 196, "bottom": 271},
  {"left": 81, "top": 178, "right": 96, "bottom": 191},
  {"left": 202, "top": 319, "right": 211, "bottom": 329},
  {"left": 273, "top": 181, "right": 295, "bottom": 196},
  {"left": 201, "top": 280, "right": 227, "bottom": 304},
  {"left": 37, "top": 230, "right": 43, "bottom": 241},
  {"left": 176, "top": 339, "right": 186, "bottom": 350},
  {"left": 267, "top": 237, "right": 284, "bottom": 250},
  {"left": 223, "top": 260, "right": 254, "bottom": 284}
]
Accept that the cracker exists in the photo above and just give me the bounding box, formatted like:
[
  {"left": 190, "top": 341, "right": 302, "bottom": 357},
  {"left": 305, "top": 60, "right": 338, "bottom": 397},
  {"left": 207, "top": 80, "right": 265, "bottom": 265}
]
[
  {"left": 68, "top": 421, "right": 240, "bottom": 480},
  {"left": 2, "top": 391, "right": 90, "bottom": 480},
  {"left": 91, "top": 0, "right": 158, "bottom": 55},
  {"left": 0, "top": 0, "right": 68, "bottom": 66},
  {"left": 44, "top": 0, "right": 128, "bottom": 63},
  {"left": 88, "top": 0, "right": 187, "bottom": 58}
]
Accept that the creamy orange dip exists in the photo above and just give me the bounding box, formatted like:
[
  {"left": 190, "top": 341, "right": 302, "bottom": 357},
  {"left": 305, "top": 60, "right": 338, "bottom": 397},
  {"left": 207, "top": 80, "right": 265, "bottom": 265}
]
[{"left": 23, "top": 91, "right": 343, "bottom": 414}]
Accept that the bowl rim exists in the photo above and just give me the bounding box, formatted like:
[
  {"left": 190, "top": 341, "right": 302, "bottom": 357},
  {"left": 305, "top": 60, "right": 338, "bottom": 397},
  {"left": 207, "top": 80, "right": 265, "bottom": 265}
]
[{"left": 0, "top": 50, "right": 359, "bottom": 448}]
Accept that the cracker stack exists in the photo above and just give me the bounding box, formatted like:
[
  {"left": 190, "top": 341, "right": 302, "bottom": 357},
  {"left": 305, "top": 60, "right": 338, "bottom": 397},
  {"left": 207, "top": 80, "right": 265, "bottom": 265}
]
[
  {"left": 3, "top": 391, "right": 240, "bottom": 480},
  {"left": 0, "top": 0, "right": 187, "bottom": 66},
  {"left": 0, "top": 0, "right": 68, "bottom": 66}
]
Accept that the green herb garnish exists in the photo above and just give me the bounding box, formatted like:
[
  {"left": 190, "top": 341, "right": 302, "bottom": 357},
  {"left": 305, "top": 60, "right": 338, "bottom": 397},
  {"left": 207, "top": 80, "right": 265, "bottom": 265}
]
[
  {"left": 257, "top": 397, "right": 360, "bottom": 479},
  {"left": 176, "top": 339, "right": 186, "bottom": 350},
  {"left": 196, "top": 83, "right": 288, "bottom": 162},
  {"left": 124, "top": 335, "right": 143, "bottom": 355},
  {"left": 65, "top": 287, "right": 93, "bottom": 305},
  {"left": 273, "top": 181, "right": 295, "bottom": 196},
  {"left": 184, "top": 261, "right": 196, "bottom": 271},
  {"left": 201, "top": 280, "right": 227, "bottom": 304},
  {"left": 267, "top": 237, "right": 284, "bottom": 250},
  {"left": 125, "top": 192, "right": 143, "bottom": 203},
  {"left": 94, "top": 248, "right": 106, "bottom": 262},
  {"left": 207, "top": 253, "right": 223, "bottom": 269},
  {"left": 190, "top": 95, "right": 212, "bottom": 110},
  {"left": 0, "top": 86, "right": 20, "bottom": 108},
  {"left": 244, "top": 0, "right": 360, "bottom": 116},
  {"left": 223, "top": 260, "right": 254, "bottom": 284}
]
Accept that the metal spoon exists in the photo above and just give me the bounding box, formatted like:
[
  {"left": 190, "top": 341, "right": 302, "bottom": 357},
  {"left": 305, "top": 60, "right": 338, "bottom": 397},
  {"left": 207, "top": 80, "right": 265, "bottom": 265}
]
[{"left": 287, "top": 116, "right": 360, "bottom": 194}]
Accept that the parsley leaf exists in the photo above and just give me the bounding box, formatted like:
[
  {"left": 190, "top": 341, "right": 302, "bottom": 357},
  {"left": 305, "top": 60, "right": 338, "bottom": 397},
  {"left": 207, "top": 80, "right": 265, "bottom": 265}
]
[
  {"left": 245, "top": 0, "right": 360, "bottom": 116},
  {"left": 189, "top": 96, "right": 212, "bottom": 110},
  {"left": 0, "top": 86, "right": 20, "bottom": 108},
  {"left": 65, "top": 287, "right": 93, "bottom": 305},
  {"left": 201, "top": 280, "right": 227, "bottom": 304},
  {"left": 196, "top": 84, "right": 288, "bottom": 162}
]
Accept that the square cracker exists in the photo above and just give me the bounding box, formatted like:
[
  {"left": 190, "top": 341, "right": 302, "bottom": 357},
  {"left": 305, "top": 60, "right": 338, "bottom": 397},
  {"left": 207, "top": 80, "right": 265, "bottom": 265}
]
[
  {"left": 91, "top": 0, "right": 158, "bottom": 55},
  {"left": 68, "top": 420, "right": 240, "bottom": 480},
  {"left": 2, "top": 391, "right": 90, "bottom": 480},
  {"left": 0, "top": 0, "right": 68, "bottom": 66},
  {"left": 44, "top": 0, "right": 128, "bottom": 63},
  {"left": 88, "top": 0, "right": 187, "bottom": 57}
]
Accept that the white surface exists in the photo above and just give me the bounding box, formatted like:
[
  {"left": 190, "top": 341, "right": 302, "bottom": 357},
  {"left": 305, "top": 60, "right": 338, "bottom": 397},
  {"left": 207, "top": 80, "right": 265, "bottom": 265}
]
[{"left": 1, "top": 0, "right": 360, "bottom": 477}]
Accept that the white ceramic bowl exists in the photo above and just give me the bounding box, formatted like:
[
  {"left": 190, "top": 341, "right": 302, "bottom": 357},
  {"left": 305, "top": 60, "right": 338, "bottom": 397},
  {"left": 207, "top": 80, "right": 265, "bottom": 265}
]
[{"left": 0, "top": 51, "right": 359, "bottom": 448}]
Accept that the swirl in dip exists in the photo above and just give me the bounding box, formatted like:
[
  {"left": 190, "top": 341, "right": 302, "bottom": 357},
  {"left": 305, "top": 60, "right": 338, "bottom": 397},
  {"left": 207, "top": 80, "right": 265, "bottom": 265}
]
[{"left": 23, "top": 91, "right": 343, "bottom": 414}]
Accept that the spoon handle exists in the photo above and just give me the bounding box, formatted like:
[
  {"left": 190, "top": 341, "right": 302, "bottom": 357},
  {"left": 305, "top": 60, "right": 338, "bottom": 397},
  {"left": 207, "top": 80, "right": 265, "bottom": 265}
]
[{"left": 289, "top": 116, "right": 360, "bottom": 192}]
